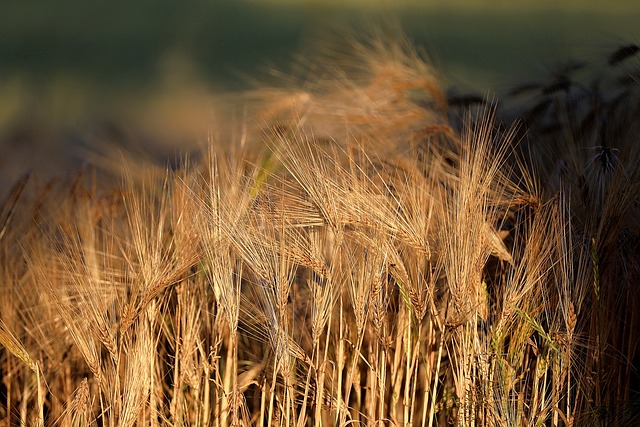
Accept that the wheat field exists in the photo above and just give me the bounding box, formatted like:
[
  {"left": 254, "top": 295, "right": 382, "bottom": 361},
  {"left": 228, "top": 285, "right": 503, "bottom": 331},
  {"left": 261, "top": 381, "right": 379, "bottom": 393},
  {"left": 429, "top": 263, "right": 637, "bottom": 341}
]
[{"left": 1, "top": 31, "right": 639, "bottom": 426}]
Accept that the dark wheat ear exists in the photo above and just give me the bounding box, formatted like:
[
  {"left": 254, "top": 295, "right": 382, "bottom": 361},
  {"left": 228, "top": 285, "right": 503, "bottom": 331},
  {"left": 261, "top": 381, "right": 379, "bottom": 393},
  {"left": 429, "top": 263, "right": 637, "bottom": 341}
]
[
  {"left": 0, "top": 172, "right": 29, "bottom": 242},
  {"left": 607, "top": 43, "right": 640, "bottom": 66}
]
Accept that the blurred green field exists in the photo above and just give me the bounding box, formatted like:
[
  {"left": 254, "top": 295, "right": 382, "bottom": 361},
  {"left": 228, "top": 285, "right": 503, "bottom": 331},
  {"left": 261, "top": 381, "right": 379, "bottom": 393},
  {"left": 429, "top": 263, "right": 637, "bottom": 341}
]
[
  {"left": 2, "top": 0, "right": 639, "bottom": 91},
  {"left": 0, "top": 0, "right": 639, "bottom": 193}
]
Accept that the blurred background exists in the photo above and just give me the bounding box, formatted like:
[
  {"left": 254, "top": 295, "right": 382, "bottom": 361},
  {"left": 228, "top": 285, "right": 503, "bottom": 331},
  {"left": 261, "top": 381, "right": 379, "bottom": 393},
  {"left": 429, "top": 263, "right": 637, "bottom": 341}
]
[{"left": 1, "top": 0, "right": 639, "bottom": 196}]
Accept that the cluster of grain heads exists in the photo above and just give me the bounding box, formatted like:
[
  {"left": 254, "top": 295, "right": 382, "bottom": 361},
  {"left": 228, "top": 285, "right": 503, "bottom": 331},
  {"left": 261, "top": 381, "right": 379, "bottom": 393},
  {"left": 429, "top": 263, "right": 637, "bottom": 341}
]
[
  {"left": 490, "top": 42, "right": 640, "bottom": 426},
  {"left": 1, "top": 32, "right": 640, "bottom": 426}
]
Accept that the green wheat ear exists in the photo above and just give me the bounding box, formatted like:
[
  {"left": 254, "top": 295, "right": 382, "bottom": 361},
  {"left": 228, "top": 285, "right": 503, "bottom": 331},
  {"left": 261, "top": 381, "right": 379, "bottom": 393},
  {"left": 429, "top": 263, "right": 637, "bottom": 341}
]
[
  {"left": 250, "top": 149, "right": 279, "bottom": 199},
  {"left": 591, "top": 238, "right": 599, "bottom": 299},
  {"left": 512, "top": 305, "right": 559, "bottom": 353}
]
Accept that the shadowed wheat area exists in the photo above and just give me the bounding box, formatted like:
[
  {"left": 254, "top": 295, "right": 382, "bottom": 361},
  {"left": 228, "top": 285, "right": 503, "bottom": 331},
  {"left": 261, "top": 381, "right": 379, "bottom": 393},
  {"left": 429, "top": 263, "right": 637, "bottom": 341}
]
[{"left": 1, "top": 31, "right": 640, "bottom": 426}]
